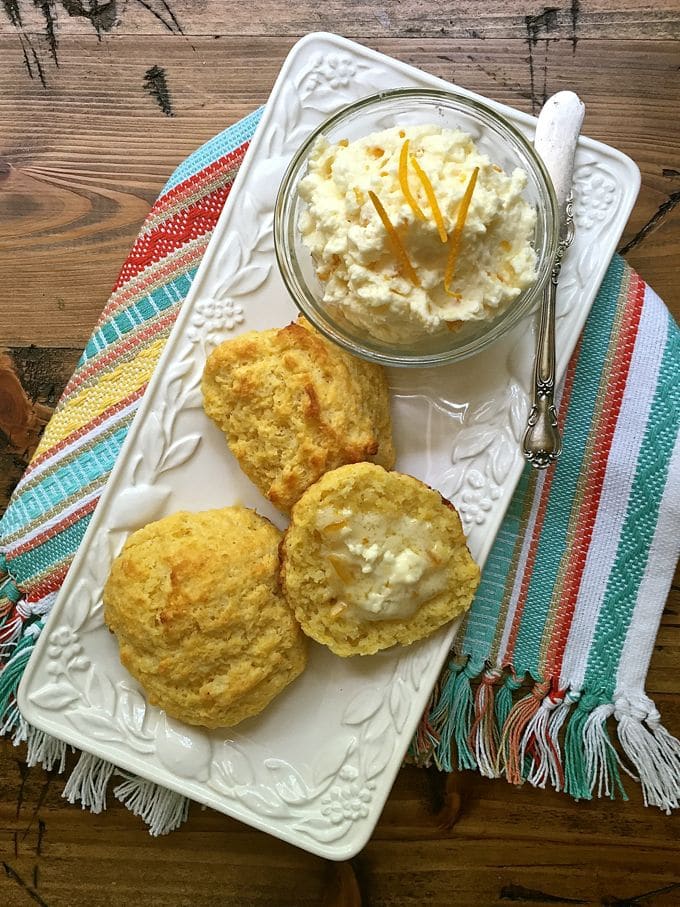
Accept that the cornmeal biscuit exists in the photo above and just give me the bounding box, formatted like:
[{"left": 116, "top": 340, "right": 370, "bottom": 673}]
[
  {"left": 201, "top": 319, "right": 395, "bottom": 513},
  {"left": 103, "top": 508, "right": 307, "bottom": 728},
  {"left": 280, "top": 463, "right": 480, "bottom": 656}
]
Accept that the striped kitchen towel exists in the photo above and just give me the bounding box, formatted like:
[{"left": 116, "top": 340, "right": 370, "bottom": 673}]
[
  {"left": 411, "top": 258, "right": 680, "bottom": 812},
  {"left": 0, "top": 109, "right": 678, "bottom": 835}
]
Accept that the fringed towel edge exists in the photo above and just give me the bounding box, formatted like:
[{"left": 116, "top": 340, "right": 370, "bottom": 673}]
[
  {"left": 0, "top": 554, "right": 190, "bottom": 837},
  {"left": 411, "top": 655, "right": 679, "bottom": 812},
  {"left": 3, "top": 555, "right": 677, "bottom": 823}
]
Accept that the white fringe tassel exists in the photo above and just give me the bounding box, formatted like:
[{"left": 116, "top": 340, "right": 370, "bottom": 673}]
[
  {"left": 615, "top": 696, "right": 680, "bottom": 814},
  {"left": 113, "top": 774, "right": 189, "bottom": 836},
  {"left": 63, "top": 751, "right": 115, "bottom": 813},
  {"left": 523, "top": 696, "right": 561, "bottom": 790},
  {"left": 0, "top": 614, "right": 23, "bottom": 654},
  {"left": 25, "top": 725, "right": 68, "bottom": 773},
  {"left": 545, "top": 694, "right": 578, "bottom": 791},
  {"left": 583, "top": 703, "right": 636, "bottom": 799},
  {"left": 6, "top": 707, "right": 28, "bottom": 742},
  {"left": 649, "top": 719, "right": 680, "bottom": 770}
]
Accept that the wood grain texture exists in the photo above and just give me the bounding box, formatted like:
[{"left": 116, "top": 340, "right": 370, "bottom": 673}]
[
  {"left": 0, "top": 33, "right": 678, "bottom": 347},
  {"left": 2, "top": 729, "right": 680, "bottom": 907},
  {"left": 0, "top": 348, "right": 80, "bottom": 510},
  {"left": 0, "top": 0, "right": 679, "bottom": 39},
  {"left": 1, "top": 1, "right": 679, "bottom": 904}
]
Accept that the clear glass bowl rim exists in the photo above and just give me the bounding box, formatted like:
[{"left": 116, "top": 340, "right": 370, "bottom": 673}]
[{"left": 274, "top": 87, "right": 560, "bottom": 367}]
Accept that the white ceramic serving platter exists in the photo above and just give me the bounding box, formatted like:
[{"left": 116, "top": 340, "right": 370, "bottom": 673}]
[{"left": 19, "top": 32, "right": 639, "bottom": 859}]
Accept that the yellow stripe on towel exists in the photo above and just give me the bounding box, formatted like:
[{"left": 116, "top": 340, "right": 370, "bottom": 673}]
[{"left": 35, "top": 338, "right": 167, "bottom": 453}]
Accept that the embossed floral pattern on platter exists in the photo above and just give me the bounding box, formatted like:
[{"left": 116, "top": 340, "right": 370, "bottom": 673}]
[{"left": 21, "top": 35, "right": 639, "bottom": 859}]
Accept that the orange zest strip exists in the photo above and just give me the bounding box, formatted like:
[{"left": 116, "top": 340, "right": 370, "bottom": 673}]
[
  {"left": 410, "top": 155, "right": 448, "bottom": 243},
  {"left": 367, "top": 190, "right": 419, "bottom": 287},
  {"left": 398, "top": 140, "right": 426, "bottom": 221},
  {"left": 444, "top": 166, "right": 479, "bottom": 297}
]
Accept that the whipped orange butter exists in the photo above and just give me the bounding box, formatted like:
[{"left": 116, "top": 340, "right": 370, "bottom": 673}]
[
  {"left": 315, "top": 506, "right": 449, "bottom": 621},
  {"left": 298, "top": 125, "right": 538, "bottom": 343}
]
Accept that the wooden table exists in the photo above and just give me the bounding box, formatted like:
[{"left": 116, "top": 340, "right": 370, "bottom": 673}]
[{"left": 1, "top": 3, "right": 679, "bottom": 904}]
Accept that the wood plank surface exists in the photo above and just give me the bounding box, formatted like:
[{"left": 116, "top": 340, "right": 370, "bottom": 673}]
[
  {"left": 1, "top": 2, "right": 679, "bottom": 905},
  {"left": 1, "top": 33, "right": 679, "bottom": 347},
  {"left": 0, "top": 0, "right": 679, "bottom": 39}
]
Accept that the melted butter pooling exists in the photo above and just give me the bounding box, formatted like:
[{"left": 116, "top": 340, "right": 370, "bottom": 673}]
[{"left": 315, "top": 506, "right": 449, "bottom": 621}]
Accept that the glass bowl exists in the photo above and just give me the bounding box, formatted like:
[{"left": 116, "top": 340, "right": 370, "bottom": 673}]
[{"left": 274, "top": 88, "right": 559, "bottom": 367}]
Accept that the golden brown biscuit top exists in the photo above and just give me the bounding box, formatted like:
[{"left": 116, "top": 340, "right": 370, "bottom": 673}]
[
  {"left": 103, "top": 508, "right": 306, "bottom": 727},
  {"left": 201, "top": 319, "right": 394, "bottom": 512}
]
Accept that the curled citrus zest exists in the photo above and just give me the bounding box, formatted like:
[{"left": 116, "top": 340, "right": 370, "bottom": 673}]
[
  {"left": 444, "top": 166, "right": 479, "bottom": 296},
  {"left": 368, "top": 190, "right": 419, "bottom": 287},
  {"left": 399, "top": 140, "right": 426, "bottom": 221},
  {"left": 410, "top": 154, "right": 448, "bottom": 243}
]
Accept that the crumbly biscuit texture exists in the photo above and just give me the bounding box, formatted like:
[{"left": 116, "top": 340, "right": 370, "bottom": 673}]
[
  {"left": 280, "top": 463, "right": 480, "bottom": 656},
  {"left": 201, "top": 319, "right": 395, "bottom": 513},
  {"left": 103, "top": 508, "right": 307, "bottom": 727}
]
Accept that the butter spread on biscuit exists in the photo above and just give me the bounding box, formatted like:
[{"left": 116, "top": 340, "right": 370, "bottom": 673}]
[
  {"left": 316, "top": 507, "right": 449, "bottom": 620},
  {"left": 299, "top": 124, "right": 538, "bottom": 343}
]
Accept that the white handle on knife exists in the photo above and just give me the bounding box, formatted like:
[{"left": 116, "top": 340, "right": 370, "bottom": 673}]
[{"left": 533, "top": 91, "right": 586, "bottom": 213}]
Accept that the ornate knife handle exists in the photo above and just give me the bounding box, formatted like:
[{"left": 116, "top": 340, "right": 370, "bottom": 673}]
[{"left": 522, "top": 195, "right": 575, "bottom": 469}]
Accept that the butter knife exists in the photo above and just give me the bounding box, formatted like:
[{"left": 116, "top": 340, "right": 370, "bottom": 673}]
[{"left": 522, "top": 91, "right": 585, "bottom": 468}]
